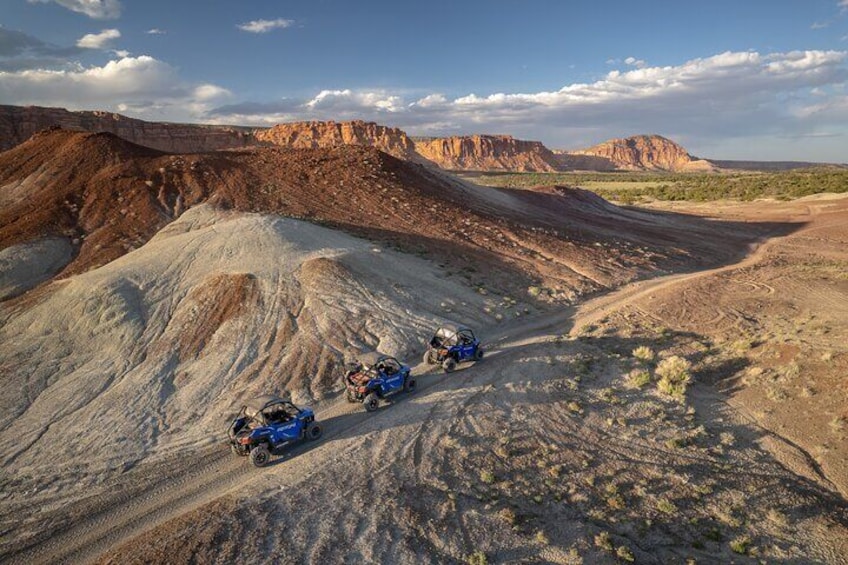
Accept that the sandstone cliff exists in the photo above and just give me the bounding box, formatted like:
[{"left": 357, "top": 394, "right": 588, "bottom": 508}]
[
  {"left": 0, "top": 105, "right": 257, "bottom": 153},
  {"left": 255, "top": 120, "right": 425, "bottom": 162},
  {"left": 1, "top": 105, "right": 722, "bottom": 173},
  {"left": 415, "top": 134, "right": 560, "bottom": 172},
  {"left": 557, "top": 134, "right": 715, "bottom": 172}
]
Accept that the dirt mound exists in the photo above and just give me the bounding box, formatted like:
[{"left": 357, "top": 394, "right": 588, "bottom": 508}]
[
  {"left": 0, "top": 205, "right": 495, "bottom": 492},
  {"left": 1, "top": 128, "right": 774, "bottom": 304}
]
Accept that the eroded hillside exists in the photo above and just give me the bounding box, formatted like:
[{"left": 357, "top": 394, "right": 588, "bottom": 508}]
[{"left": 0, "top": 129, "right": 771, "bottom": 304}]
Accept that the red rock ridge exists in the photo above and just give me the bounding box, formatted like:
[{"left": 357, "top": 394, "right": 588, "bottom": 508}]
[
  {"left": 255, "top": 120, "right": 426, "bottom": 162},
  {"left": 557, "top": 134, "right": 715, "bottom": 172},
  {"left": 0, "top": 105, "right": 257, "bottom": 153},
  {"left": 415, "top": 134, "right": 560, "bottom": 172}
]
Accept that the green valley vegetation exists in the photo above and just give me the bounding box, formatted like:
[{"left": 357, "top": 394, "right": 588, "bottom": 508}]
[{"left": 463, "top": 168, "right": 848, "bottom": 203}]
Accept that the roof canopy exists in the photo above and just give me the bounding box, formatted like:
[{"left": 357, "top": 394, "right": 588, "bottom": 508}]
[
  {"left": 357, "top": 351, "right": 394, "bottom": 368},
  {"left": 244, "top": 394, "right": 291, "bottom": 418},
  {"left": 434, "top": 325, "right": 472, "bottom": 341}
]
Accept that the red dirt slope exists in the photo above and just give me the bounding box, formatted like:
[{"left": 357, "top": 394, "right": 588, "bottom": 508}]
[{"left": 0, "top": 128, "right": 786, "bottom": 300}]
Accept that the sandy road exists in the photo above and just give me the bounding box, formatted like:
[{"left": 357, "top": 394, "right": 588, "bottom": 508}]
[{"left": 2, "top": 213, "right": 819, "bottom": 564}]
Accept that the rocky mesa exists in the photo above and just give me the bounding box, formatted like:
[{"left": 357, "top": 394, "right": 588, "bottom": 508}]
[
  {"left": 414, "top": 134, "right": 560, "bottom": 172},
  {"left": 254, "top": 120, "right": 425, "bottom": 162},
  {"left": 1, "top": 105, "right": 722, "bottom": 173},
  {"left": 0, "top": 105, "right": 256, "bottom": 154},
  {"left": 557, "top": 134, "right": 716, "bottom": 172}
]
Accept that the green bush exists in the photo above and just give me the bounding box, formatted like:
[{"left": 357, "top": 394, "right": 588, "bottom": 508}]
[
  {"left": 632, "top": 346, "right": 655, "bottom": 364},
  {"left": 729, "top": 535, "right": 751, "bottom": 555},
  {"left": 655, "top": 356, "right": 692, "bottom": 401},
  {"left": 616, "top": 546, "right": 635, "bottom": 562},
  {"left": 467, "top": 169, "right": 848, "bottom": 203}
]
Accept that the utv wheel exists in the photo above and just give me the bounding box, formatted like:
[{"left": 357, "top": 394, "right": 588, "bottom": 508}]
[
  {"left": 364, "top": 393, "right": 380, "bottom": 412},
  {"left": 422, "top": 351, "right": 433, "bottom": 365},
  {"left": 230, "top": 443, "right": 241, "bottom": 456},
  {"left": 345, "top": 388, "right": 357, "bottom": 403},
  {"left": 404, "top": 376, "right": 417, "bottom": 393},
  {"left": 474, "top": 348, "right": 484, "bottom": 361},
  {"left": 442, "top": 358, "right": 457, "bottom": 373},
  {"left": 249, "top": 444, "right": 270, "bottom": 468},
  {"left": 306, "top": 422, "right": 323, "bottom": 441}
]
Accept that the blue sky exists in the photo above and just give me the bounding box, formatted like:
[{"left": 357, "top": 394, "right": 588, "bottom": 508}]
[{"left": 1, "top": 0, "right": 847, "bottom": 161}]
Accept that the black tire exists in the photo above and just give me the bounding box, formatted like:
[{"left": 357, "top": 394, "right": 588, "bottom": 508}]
[
  {"left": 474, "top": 347, "right": 484, "bottom": 361},
  {"left": 423, "top": 350, "right": 436, "bottom": 365},
  {"left": 306, "top": 422, "right": 323, "bottom": 441},
  {"left": 404, "top": 376, "right": 417, "bottom": 393},
  {"left": 364, "top": 393, "right": 380, "bottom": 412},
  {"left": 345, "top": 388, "right": 356, "bottom": 403},
  {"left": 442, "top": 357, "right": 457, "bottom": 373},
  {"left": 249, "top": 444, "right": 270, "bottom": 467},
  {"left": 230, "top": 443, "right": 242, "bottom": 456}
]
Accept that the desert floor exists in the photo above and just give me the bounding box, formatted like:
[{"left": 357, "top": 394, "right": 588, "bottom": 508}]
[{"left": 3, "top": 195, "right": 847, "bottom": 564}]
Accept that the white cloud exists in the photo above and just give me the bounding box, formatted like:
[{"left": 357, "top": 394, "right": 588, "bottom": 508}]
[
  {"left": 112, "top": 49, "right": 129, "bottom": 57},
  {"left": 414, "top": 93, "right": 448, "bottom": 108},
  {"left": 145, "top": 28, "right": 166, "bottom": 35},
  {"left": 76, "top": 28, "right": 120, "bottom": 49},
  {"left": 194, "top": 84, "right": 232, "bottom": 102},
  {"left": 237, "top": 18, "right": 295, "bottom": 34},
  {"left": 0, "top": 55, "right": 231, "bottom": 122},
  {"left": 304, "top": 89, "right": 404, "bottom": 113},
  {"left": 27, "top": 0, "right": 121, "bottom": 19},
  {"left": 811, "top": 21, "right": 830, "bottom": 29},
  {"left": 624, "top": 56, "right": 647, "bottom": 68},
  {"left": 208, "top": 49, "right": 848, "bottom": 160}
]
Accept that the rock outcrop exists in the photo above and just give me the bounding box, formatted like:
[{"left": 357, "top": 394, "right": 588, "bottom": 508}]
[
  {"left": 255, "top": 120, "right": 425, "bottom": 162},
  {"left": 0, "top": 105, "right": 257, "bottom": 153},
  {"left": 1, "top": 105, "right": 725, "bottom": 173},
  {"left": 415, "top": 135, "right": 560, "bottom": 172},
  {"left": 557, "top": 135, "right": 715, "bottom": 172}
]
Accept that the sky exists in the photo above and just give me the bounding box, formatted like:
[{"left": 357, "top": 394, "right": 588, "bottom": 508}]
[{"left": 1, "top": 0, "right": 847, "bottom": 161}]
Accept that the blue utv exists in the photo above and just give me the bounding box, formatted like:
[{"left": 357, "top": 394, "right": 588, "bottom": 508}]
[
  {"left": 228, "top": 394, "right": 323, "bottom": 467},
  {"left": 423, "top": 324, "right": 483, "bottom": 373},
  {"left": 343, "top": 352, "right": 415, "bottom": 412}
]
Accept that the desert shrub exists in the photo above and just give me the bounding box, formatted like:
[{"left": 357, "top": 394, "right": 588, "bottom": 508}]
[
  {"left": 655, "top": 356, "right": 692, "bottom": 400},
  {"left": 656, "top": 498, "right": 677, "bottom": 514},
  {"left": 469, "top": 169, "right": 848, "bottom": 202},
  {"left": 534, "top": 530, "right": 550, "bottom": 544},
  {"left": 466, "top": 551, "right": 488, "bottom": 565},
  {"left": 627, "top": 369, "right": 652, "bottom": 388},
  {"left": 729, "top": 535, "right": 751, "bottom": 555},
  {"left": 480, "top": 470, "right": 495, "bottom": 484},
  {"left": 766, "top": 508, "right": 788, "bottom": 527},
  {"left": 704, "top": 527, "right": 722, "bottom": 541},
  {"left": 594, "top": 531, "right": 614, "bottom": 552},
  {"left": 616, "top": 546, "right": 635, "bottom": 562},
  {"left": 493, "top": 444, "right": 510, "bottom": 458},
  {"left": 632, "top": 346, "right": 655, "bottom": 364},
  {"left": 606, "top": 494, "right": 626, "bottom": 510},
  {"left": 498, "top": 507, "right": 517, "bottom": 525}
]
